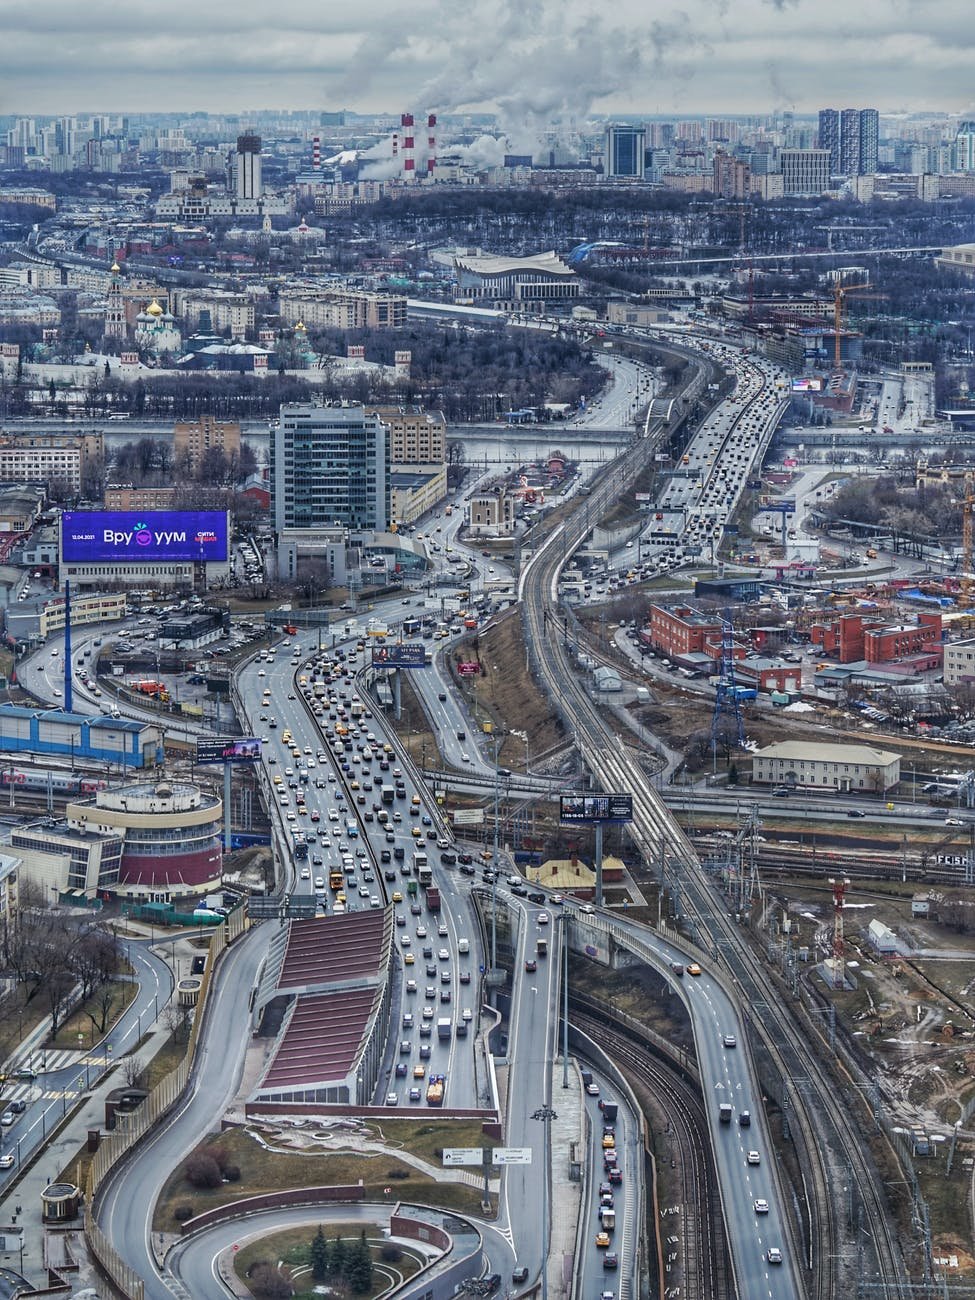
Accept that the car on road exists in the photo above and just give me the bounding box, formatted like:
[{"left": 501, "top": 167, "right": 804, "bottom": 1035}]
[
  {"left": 602, "top": 1253, "right": 619, "bottom": 1271},
  {"left": 385, "top": 1092, "right": 398, "bottom": 1106},
  {"left": 846, "top": 808, "right": 866, "bottom": 818},
  {"left": 586, "top": 1082, "right": 600, "bottom": 1096},
  {"left": 595, "top": 1231, "right": 610, "bottom": 1248},
  {"left": 512, "top": 1266, "right": 529, "bottom": 1283},
  {"left": 754, "top": 1199, "right": 769, "bottom": 1215},
  {"left": 747, "top": 1151, "right": 761, "bottom": 1165},
  {"left": 687, "top": 964, "right": 702, "bottom": 976},
  {"left": 723, "top": 1035, "right": 737, "bottom": 1049},
  {"left": 525, "top": 958, "right": 537, "bottom": 972},
  {"left": 767, "top": 1247, "right": 783, "bottom": 1264}
]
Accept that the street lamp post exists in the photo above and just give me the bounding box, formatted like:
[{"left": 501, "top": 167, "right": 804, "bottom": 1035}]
[{"left": 531, "top": 1104, "right": 557, "bottom": 1300}]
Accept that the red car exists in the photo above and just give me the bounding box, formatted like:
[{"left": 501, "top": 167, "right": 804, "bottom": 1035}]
[{"left": 525, "top": 959, "right": 537, "bottom": 973}]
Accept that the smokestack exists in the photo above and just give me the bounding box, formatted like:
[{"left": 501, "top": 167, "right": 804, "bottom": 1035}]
[
  {"left": 402, "top": 112, "right": 415, "bottom": 179},
  {"left": 312, "top": 136, "right": 321, "bottom": 171},
  {"left": 392, "top": 132, "right": 399, "bottom": 161},
  {"left": 427, "top": 113, "right": 437, "bottom": 178}
]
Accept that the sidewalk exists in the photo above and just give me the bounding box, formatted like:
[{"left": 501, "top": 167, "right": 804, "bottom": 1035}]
[
  {"left": 547, "top": 1059, "right": 584, "bottom": 1300},
  {"left": 0, "top": 934, "right": 193, "bottom": 1291}
]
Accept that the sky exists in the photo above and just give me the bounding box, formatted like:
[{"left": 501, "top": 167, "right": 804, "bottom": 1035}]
[{"left": 1, "top": 0, "right": 973, "bottom": 122}]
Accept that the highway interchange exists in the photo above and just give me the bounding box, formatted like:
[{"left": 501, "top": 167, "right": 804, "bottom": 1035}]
[{"left": 5, "top": 326, "right": 913, "bottom": 1300}]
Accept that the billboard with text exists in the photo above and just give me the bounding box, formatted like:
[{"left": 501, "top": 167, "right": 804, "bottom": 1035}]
[
  {"left": 196, "top": 737, "right": 261, "bottom": 765},
  {"left": 371, "top": 643, "right": 426, "bottom": 668},
  {"left": 61, "top": 511, "right": 228, "bottom": 564},
  {"left": 560, "top": 793, "right": 633, "bottom": 824}
]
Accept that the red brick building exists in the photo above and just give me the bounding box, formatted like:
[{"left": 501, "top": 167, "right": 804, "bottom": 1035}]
[
  {"left": 648, "top": 605, "right": 723, "bottom": 659},
  {"left": 810, "top": 611, "right": 943, "bottom": 665}
]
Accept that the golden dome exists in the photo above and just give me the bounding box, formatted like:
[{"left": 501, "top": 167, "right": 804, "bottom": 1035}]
[
  {"left": 110, "top": 260, "right": 121, "bottom": 274},
  {"left": 146, "top": 299, "right": 164, "bottom": 317},
  {"left": 294, "top": 321, "right": 306, "bottom": 332}
]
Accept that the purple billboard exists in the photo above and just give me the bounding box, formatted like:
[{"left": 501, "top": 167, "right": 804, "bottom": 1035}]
[{"left": 61, "top": 511, "right": 229, "bottom": 564}]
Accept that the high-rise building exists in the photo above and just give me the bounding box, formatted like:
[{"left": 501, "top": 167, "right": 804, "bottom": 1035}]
[
  {"left": 174, "top": 416, "right": 241, "bottom": 474},
  {"left": 840, "top": 109, "right": 861, "bottom": 175},
  {"left": 271, "top": 405, "right": 389, "bottom": 539},
  {"left": 605, "top": 125, "right": 646, "bottom": 179},
  {"left": 818, "top": 107, "right": 878, "bottom": 175},
  {"left": 858, "top": 109, "right": 879, "bottom": 175},
  {"left": 235, "top": 133, "right": 262, "bottom": 200},
  {"left": 780, "top": 150, "right": 831, "bottom": 195},
  {"left": 713, "top": 152, "right": 751, "bottom": 199},
  {"left": 955, "top": 122, "right": 975, "bottom": 172}
]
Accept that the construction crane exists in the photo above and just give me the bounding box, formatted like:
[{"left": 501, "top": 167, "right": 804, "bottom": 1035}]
[{"left": 832, "top": 281, "right": 884, "bottom": 371}]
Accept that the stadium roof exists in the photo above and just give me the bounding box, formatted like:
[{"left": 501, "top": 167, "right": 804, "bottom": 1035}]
[{"left": 453, "top": 250, "right": 574, "bottom": 278}]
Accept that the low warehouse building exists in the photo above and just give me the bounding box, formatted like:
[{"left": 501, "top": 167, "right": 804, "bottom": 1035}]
[{"left": 751, "top": 740, "right": 900, "bottom": 794}]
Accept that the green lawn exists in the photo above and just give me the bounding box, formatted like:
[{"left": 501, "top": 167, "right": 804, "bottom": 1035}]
[{"left": 234, "top": 1223, "right": 425, "bottom": 1299}]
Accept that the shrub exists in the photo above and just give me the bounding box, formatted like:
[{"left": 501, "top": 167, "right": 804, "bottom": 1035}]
[
  {"left": 184, "top": 1153, "right": 223, "bottom": 1189},
  {"left": 248, "top": 1263, "right": 294, "bottom": 1300},
  {"left": 172, "top": 1204, "right": 193, "bottom": 1223},
  {"left": 224, "top": 1164, "right": 241, "bottom": 1183},
  {"left": 380, "top": 1242, "right": 403, "bottom": 1262}
]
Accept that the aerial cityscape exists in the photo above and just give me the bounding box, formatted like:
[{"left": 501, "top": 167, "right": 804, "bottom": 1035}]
[{"left": 1, "top": 8, "right": 975, "bottom": 1299}]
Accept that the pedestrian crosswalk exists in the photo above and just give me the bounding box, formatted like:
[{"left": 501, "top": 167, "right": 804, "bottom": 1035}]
[{"left": 2, "top": 1049, "right": 113, "bottom": 1105}]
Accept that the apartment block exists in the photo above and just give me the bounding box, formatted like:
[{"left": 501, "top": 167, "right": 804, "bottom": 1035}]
[
  {"left": 174, "top": 416, "right": 241, "bottom": 473},
  {"left": 278, "top": 287, "right": 407, "bottom": 330}
]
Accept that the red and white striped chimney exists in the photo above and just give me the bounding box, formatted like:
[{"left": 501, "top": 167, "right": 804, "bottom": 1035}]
[
  {"left": 402, "top": 112, "right": 415, "bottom": 178},
  {"left": 392, "top": 132, "right": 399, "bottom": 162},
  {"left": 426, "top": 113, "right": 437, "bottom": 177},
  {"left": 312, "top": 136, "right": 321, "bottom": 170}
]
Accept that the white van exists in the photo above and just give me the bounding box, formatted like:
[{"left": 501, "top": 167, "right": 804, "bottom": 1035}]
[{"left": 458, "top": 938, "right": 469, "bottom": 955}]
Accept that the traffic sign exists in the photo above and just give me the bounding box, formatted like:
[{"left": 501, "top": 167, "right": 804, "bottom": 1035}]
[
  {"left": 492, "top": 1147, "right": 533, "bottom": 1166},
  {"left": 443, "top": 1147, "right": 486, "bottom": 1167}
]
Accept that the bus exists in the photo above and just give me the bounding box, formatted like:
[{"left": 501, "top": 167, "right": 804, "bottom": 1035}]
[{"left": 403, "top": 617, "right": 421, "bottom": 637}]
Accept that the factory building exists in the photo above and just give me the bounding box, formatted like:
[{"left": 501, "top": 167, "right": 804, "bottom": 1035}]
[{"left": 0, "top": 705, "right": 162, "bottom": 768}]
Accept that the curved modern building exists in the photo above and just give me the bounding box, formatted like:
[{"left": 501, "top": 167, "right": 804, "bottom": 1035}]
[{"left": 67, "top": 779, "right": 222, "bottom": 902}]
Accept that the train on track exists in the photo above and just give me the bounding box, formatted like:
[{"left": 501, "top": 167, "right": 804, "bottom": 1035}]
[{"left": 0, "top": 768, "right": 109, "bottom": 796}]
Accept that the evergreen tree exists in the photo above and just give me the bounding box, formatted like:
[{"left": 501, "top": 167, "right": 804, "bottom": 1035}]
[
  {"left": 330, "top": 1234, "right": 347, "bottom": 1278},
  {"left": 343, "top": 1230, "right": 373, "bottom": 1294},
  {"left": 310, "top": 1226, "right": 329, "bottom": 1282}
]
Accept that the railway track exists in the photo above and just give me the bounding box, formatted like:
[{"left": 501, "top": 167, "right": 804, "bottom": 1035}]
[
  {"left": 519, "top": 347, "right": 910, "bottom": 1299},
  {"left": 572, "top": 1008, "right": 731, "bottom": 1300}
]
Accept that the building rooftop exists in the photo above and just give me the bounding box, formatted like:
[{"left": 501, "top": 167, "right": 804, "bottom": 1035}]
[
  {"left": 754, "top": 740, "right": 899, "bottom": 765},
  {"left": 0, "top": 703, "right": 146, "bottom": 734},
  {"left": 454, "top": 250, "right": 575, "bottom": 279},
  {"left": 278, "top": 911, "right": 390, "bottom": 993},
  {"left": 261, "top": 987, "right": 381, "bottom": 1090}
]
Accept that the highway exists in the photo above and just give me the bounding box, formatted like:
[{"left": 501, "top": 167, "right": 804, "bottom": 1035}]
[{"left": 518, "top": 336, "right": 908, "bottom": 1299}]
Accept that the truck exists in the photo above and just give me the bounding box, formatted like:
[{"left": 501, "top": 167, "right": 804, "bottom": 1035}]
[
  {"left": 599, "top": 1101, "right": 618, "bottom": 1122},
  {"left": 426, "top": 886, "right": 441, "bottom": 913},
  {"left": 635, "top": 686, "right": 652, "bottom": 704},
  {"left": 769, "top": 691, "right": 794, "bottom": 707},
  {"left": 719, "top": 1103, "right": 733, "bottom": 1124},
  {"left": 381, "top": 785, "right": 396, "bottom": 805},
  {"left": 426, "top": 1073, "right": 445, "bottom": 1106},
  {"left": 536, "top": 937, "right": 548, "bottom": 958},
  {"left": 600, "top": 1207, "right": 616, "bottom": 1232},
  {"left": 329, "top": 869, "right": 344, "bottom": 891},
  {"left": 437, "top": 1017, "right": 452, "bottom": 1041}
]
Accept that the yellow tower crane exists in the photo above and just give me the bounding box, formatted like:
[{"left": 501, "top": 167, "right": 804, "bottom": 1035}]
[{"left": 832, "top": 282, "right": 884, "bottom": 372}]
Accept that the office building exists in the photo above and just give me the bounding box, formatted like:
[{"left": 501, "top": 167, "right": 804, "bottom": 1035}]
[
  {"left": 780, "top": 149, "right": 831, "bottom": 195},
  {"left": 751, "top": 740, "right": 899, "bottom": 794},
  {"left": 366, "top": 407, "right": 446, "bottom": 465},
  {"left": 858, "top": 109, "right": 879, "bottom": 175},
  {"left": 235, "top": 133, "right": 263, "bottom": 200},
  {"left": 605, "top": 124, "right": 646, "bottom": 179},
  {"left": 271, "top": 405, "right": 390, "bottom": 565}
]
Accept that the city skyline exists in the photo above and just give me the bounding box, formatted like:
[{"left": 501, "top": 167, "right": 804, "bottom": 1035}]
[{"left": 2, "top": 0, "right": 973, "bottom": 120}]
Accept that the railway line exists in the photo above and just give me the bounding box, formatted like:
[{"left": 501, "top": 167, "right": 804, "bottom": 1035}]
[
  {"left": 519, "top": 346, "right": 910, "bottom": 1299},
  {"left": 572, "top": 1007, "right": 730, "bottom": 1300}
]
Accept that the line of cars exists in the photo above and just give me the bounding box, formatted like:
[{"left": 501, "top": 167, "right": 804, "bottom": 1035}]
[{"left": 587, "top": 1078, "right": 623, "bottom": 1274}]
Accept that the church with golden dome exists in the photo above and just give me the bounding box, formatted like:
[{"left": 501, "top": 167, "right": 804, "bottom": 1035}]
[{"left": 134, "top": 297, "right": 182, "bottom": 356}]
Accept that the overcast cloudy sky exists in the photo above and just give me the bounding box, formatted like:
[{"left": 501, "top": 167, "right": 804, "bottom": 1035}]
[{"left": 1, "top": 0, "right": 972, "bottom": 121}]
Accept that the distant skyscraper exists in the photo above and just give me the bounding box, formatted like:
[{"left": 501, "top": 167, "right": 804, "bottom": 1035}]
[
  {"left": 817, "top": 109, "right": 840, "bottom": 174},
  {"left": 235, "top": 133, "right": 262, "bottom": 200},
  {"left": 858, "top": 109, "right": 879, "bottom": 175},
  {"left": 818, "top": 107, "right": 878, "bottom": 176},
  {"left": 605, "top": 124, "right": 646, "bottom": 178},
  {"left": 955, "top": 122, "right": 975, "bottom": 172}
]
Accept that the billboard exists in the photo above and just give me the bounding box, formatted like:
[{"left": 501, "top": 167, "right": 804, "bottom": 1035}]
[
  {"left": 61, "top": 511, "right": 229, "bottom": 564},
  {"left": 371, "top": 643, "right": 425, "bottom": 668},
  {"left": 196, "top": 737, "right": 262, "bottom": 765},
  {"left": 560, "top": 793, "right": 634, "bottom": 824},
  {"left": 791, "top": 377, "right": 823, "bottom": 393},
  {"left": 452, "top": 808, "right": 485, "bottom": 827}
]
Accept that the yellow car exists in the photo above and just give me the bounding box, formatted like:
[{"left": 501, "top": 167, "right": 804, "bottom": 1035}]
[
  {"left": 411, "top": 827, "right": 422, "bottom": 838},
  {"left": 595, "top": 1232, "right": 610, "bottom": 1249},
  {"left": 412, "top": 1064, "right": 426, "bottom": 1078},
  {"left": 602, "top": 1133, "right": 615, "bottom": 1150},
  {"left": 350, "top": 780, "right": 361, "bottom": 791},
  {"left": 392, "top": 891, "right": 403, "bottom": 903},
  {"left": 687, "top": 964, "right": 702, "bottom": 977},
  {"left": 404, "top": 953, "right": 415, "bottom": 965}
]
